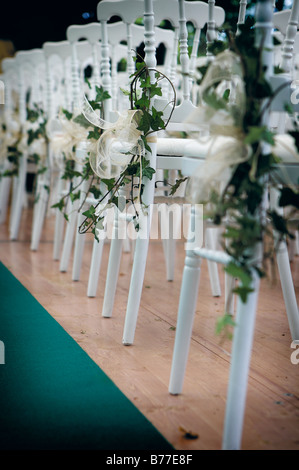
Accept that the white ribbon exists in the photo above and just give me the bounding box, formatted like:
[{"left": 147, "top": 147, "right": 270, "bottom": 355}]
[
  {"left": 82, "top": 95, "right": 144, "bottom": 179},
  {"left": 46, "top": 109, "right": 89, "bottom": 165},
  {"left": 0, "top": 115, "right": 22, "bottom": 164},
  {"left": 185, "top": 50, "right": 250, "bottom": 203}
]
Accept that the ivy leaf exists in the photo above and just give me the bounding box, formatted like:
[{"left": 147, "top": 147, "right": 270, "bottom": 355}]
[
  {"left": 88, "top": 100, "right": 102, "bottom": 111},
  {"left": 110, "top": 195, "right": 126, "bottom": 212},
  {"left": 101, "top": 178, "right": 118, "bottom": 192},
  {"left": 135, "top": 157, "right": 156, "bottom": 181},
  {"left": 89, "top": 185, "right": 101, "bottom": 199},
  {"left": 62, "top": 108, "right": 73, "bottom": 120},
  {"left": 150, "top": 107, "right": 165, "bottom": 131},
  {"left": 149, "top": 83, "right": 162, "bottom": 99},
  {"left": 51, "top": 199, "right": 65, "bottom": 212},
  {"left": 135, "top": 94, "right": 150, "bottom": 111},
  {"left": 70, "top": 190, "right": 81, "bottom": 203},
  {"left": 95, "top": 85, "right": 111, "bottom": 102},
  {"left": 244, "top": 126, "right": 275, "bottom": 146},
  {"left": 140, "top": 134, "right": 152, "bottom": 153},
  {"left": 215, "top": 313, "right": 236, "bottom": 336},
  {"left": 169, "top": 177, "right": 188, "bottom": 196},
  {"left": 224, "top": 261, "right": 252, "bottom": 288},
  {"left": 73, "top": 113, "right": 91, "bottom": 129},
  {"left": 82, "top": 205, "right": 96, "bottom": 218},
  {"left": 120, "top": 87, "right": 131, "bottom": 96},
  {"left": 232, "top": 285, "right": 255, "bottom": 303},
  {"left": 137, "top": 110, "right": 152, "bottom": 134},
  {"left": 37, "top": 166, "right": 47, "bottom": 175},
  {"left": 88, "top": 128, "right": 101, "bottom": 140},
  {"left": 26, "top": 108, "right": 39, "bottom": 122}
]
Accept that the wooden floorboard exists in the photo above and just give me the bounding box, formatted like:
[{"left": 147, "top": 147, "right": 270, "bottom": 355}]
[{"left": 0, "top": 204, "right": 299, "bottom": 450}]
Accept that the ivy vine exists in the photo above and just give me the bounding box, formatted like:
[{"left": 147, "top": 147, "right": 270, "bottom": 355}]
[
  {"left": 72, "top": 58, "right": 176, "bottom": 241},
  {"left": 196, "top": 16, "right": 299, "bottom": 334}
]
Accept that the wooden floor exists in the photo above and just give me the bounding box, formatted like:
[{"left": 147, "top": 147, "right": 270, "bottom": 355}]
[{"left": 1, "top": 201, "right": 299, "bottom": 451}]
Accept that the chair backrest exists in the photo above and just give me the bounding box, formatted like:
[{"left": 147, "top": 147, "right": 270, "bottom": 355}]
[
  {"left": 97, "top": 0, "right": 146, "bottom": 119},
  {"left": 277, "top": 1, "right": 299, "bottom": 74},
  {"left": 43, "top": 40, "right": 72, "bottom": 116},
  {"left": 15, "top": 49, "right": 45, "bottom": 126},
  {"left": 1, "top": 58, "right": 18, "bottom": 123},
  {"left": 67, "top": 23, "right": 102, "bottom": 100}
]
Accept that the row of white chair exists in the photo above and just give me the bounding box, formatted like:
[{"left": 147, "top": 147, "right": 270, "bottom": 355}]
[{"left": 1, "top": 0, "right": 298, "bottom": 451}]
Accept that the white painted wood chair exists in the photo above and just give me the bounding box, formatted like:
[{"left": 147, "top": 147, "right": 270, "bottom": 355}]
[
  {"left": 58, "top": 30, "right": 100, "bottom": 274},
  {"left": 115, "top": 0, "right": 225, "bottom": 344},
  {"left": 42, "top": 40, "right": 73, "bottom": 261},
  {"left": 168, "top": 0, "right": 299, "bottom": 450},
  {"left": 84, "top": 21, "right": 180, "bottom": 297},
  {"left": 9, "top": 49, "right": 45, "bottom": 242},
  {"left": 30, "top": 48, "right": 54, "bottom": 252},
  {"left": 61, "top": 24, "right": 103, "bottom": 280},
  {"left": 49, "top": 40, "right": 98, "bottom": 264},
  {"left": 0, "top": 57, "right": 18, "bottom": 225},
  {"left": 71, "top": 22, "right": 176, "bottom": 288}
]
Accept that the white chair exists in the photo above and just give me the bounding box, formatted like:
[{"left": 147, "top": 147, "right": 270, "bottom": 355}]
[
  {"left": 9, "top": 49, "right": 45, "bottom": 241},
  {"left": 71, "top": 21, "right": 175, "bottom": 288},
  {"left": 42, "top": 40, "right": 73, "bottom": 261},
  {"left": 78, "top": 5, "right": 173, "bottom": 297},
  {"left": 58, "top": 31, "right": 100, "bottom": 274},
  {"left": 168, "top": 0, "right": 299, "bottom": 450},
  {"left": 0, "top": 57, "right": 18, "bottom": 225},
  {"left": 118, "top": 0, "right": 225, "bottom": 345},
  {"left": 30, "top": 51, "right": 53, "bottom": 252}
]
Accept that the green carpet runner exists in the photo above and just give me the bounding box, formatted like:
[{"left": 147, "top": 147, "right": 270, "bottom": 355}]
[{"left": 0, "top": 262, "right": 173, "bottom": 450}]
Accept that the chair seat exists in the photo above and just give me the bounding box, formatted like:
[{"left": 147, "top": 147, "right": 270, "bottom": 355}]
[{"left": 156, "top": 133, "right": 299, "bottom": 177}]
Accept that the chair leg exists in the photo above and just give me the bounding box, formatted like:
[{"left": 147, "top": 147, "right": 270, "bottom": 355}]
[
  {"left": 205, "top": 227, "right": 221, "bottom": 297},
  {"left": 72, "top": 228, "right": 86, "bottom": 281},
  {"left": 101, "top": 212, "right": 126, "bottom": 315},
  {"left": 164, "top": 204, "right": 176, "bottom": 281},
  {"left": 122, "top": 141, "right": 157, "bottom": 344},
  {"left": 0, "top": 162, "right": 12, "bottom": 224},
  {"left": 276, "top": 240, "right": 299, "bottom": 340},
  {"left": 30, "top": 179, "right": 49, "bottom": 251},
  {"left": 168, "top": 205, "right": 202, "bottom": 394},
  {"left": 10, "top": 156, "right": 27, "bottom": 241},
  {"left": 53, "top": 209, "right": 65, "bottom": 261},
  {"left": 53, "top": 176, "right": 65, "bottom": 261},
  {"left": 122, "top": 235, "right": 150, "bottom": 344},
  {"left": 122, "top": 233, "right": 131, "bottom": 253},
  {"left": 59, "top": 201, "right": 79, "bottom": 272},
  {"left": 72, "top": 179, "right": 90, "bottom": 281},
  {"left": 87, "top": 237, "right": 105, "bottom": 297},
  {"left": 270, "top": 187, "right": 299, "bottom": 340},
  {"left": 168, "top": 250, "right": 202, "bottom": 394},
  {"left": 222, "top": 266, "right": 261, "bottom": 450}
]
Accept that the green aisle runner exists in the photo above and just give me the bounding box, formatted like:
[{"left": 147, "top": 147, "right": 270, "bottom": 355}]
[{"left": 0, "top": 262, "right": 173, "bottom": 450}]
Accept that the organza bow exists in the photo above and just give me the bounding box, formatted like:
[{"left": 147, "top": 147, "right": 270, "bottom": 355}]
[
  {"left": 0, "top": 115, "right": 21, "bottom": 164},
  {"left": 46, "top": 108, "right": 90, "bottom": 166},
  {"left": 185, "top": 50, "right": 252, "bottom": 203},
  {"left": 81, "top": 96, "right": 144, "bottom": 179}
]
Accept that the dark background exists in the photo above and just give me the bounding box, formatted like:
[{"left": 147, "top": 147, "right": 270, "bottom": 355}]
[
  {"left": 0, "top": 0, "right": 288, "bottom": 52},
  {"left": 0, "top": 1, "right": 99, "bottom": 51}
]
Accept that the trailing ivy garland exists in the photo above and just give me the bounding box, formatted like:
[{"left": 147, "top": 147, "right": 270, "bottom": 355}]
[
  {"left": 1, "top": 98, "right": 49, "bottom": 193},
  {"left": 192, "top": 16, "right": 299, "bottom": 335},
  {"left": 50, "top": 84, "right": 109, "bottom": 224},
  {"left": 70, "top": 59, "right": 176, "bottom": 241}
]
